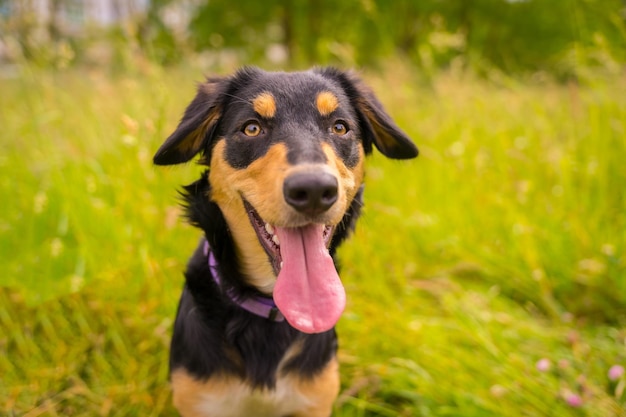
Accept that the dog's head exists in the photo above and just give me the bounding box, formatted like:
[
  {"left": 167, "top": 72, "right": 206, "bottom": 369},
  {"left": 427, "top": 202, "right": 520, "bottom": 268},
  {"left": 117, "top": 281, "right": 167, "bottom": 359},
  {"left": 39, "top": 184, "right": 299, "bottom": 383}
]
[{"left": 154, "top": 67, "right": 417, "bottom": 333}]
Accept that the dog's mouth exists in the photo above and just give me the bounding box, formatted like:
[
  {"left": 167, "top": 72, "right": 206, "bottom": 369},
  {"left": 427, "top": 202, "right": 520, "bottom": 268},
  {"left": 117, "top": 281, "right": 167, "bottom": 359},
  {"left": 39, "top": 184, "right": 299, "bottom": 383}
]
[
  {"left": 243, "top": 200, "right": 345, "bottom": 334},
  {"left": 244, "top": 200, "right": 334, "bottom": 276}
]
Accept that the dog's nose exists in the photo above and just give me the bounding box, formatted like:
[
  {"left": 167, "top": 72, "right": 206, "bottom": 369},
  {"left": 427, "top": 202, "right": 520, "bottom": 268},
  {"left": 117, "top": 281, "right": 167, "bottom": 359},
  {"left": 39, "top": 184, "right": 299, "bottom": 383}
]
[{"left": 283, "top": 172, "right": 338, "bottom": 216}]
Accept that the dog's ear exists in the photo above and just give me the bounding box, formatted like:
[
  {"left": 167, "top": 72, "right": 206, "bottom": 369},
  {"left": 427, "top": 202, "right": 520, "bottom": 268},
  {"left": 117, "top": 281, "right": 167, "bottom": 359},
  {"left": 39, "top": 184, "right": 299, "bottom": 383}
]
[
  {"left": 354, "top": 82, "right": 419, "bottom": 159},
  {"left": 153, "top": 78, "right": 226, "bottom": 165},
  {"left": 317, "top": 68, "right": 418, "bottom": 159}
]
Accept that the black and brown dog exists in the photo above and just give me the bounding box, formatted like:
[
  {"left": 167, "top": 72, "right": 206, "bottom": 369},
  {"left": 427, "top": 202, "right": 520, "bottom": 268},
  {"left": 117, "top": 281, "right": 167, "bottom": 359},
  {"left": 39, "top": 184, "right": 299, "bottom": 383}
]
[{"left": 153, "top": 67, "right": 417, "bottom": 417}]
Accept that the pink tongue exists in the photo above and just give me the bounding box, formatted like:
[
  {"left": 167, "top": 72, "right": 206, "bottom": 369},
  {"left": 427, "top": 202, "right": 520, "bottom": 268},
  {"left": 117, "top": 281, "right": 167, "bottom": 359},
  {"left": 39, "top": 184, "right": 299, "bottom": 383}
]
[{"left": 273, "top": 224, "right": 345, "bottom": 334}]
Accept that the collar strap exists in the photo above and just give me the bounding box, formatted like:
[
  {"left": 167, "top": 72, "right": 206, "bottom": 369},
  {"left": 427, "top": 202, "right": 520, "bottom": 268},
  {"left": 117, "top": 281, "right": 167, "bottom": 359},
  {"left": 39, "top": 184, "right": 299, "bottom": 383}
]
[{"left": 204, "top": 241, "right": 284, "bottom": 322}]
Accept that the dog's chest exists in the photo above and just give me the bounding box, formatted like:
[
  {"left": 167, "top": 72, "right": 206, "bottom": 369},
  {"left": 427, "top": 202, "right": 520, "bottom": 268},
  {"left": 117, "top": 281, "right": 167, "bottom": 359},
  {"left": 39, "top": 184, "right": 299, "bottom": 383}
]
[
  {"left": 171, "top": 358, "right": 339, "bottom": 417},
  {"left": 194, "top": 375, "right": 311, "bottom": 417}
]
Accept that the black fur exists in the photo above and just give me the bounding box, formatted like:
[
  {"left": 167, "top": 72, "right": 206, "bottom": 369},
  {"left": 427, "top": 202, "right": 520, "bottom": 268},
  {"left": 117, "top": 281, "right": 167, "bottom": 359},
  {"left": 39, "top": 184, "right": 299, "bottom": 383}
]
[
  {"left": 218, "top": 69, "right": 363, "bottom": 170},
  {"left": 170, "top": 171, "right": 361, "bottom": 388},
  {"left": 155, "top": 67, "right": 417, "bottom": 399}
]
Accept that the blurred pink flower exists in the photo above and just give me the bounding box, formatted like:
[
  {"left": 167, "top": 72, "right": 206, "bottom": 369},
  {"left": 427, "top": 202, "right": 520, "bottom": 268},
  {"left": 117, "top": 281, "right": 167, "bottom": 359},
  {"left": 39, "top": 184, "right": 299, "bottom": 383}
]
[
  {"left": 608, "top": 365, "right": 624, "bottom": 381},
  {"left": 536, "top": 358, "right": 551, "bottom": 372},
  {"left": 563, "top": 392, "right": 583, "bottom": 407}
]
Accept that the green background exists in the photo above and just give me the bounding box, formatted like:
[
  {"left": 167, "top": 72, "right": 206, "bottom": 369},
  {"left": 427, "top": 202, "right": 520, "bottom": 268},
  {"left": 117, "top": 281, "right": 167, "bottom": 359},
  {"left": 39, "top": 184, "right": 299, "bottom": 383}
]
[{"left": 1, "top": 1, "right": 625, "bottom": 415}]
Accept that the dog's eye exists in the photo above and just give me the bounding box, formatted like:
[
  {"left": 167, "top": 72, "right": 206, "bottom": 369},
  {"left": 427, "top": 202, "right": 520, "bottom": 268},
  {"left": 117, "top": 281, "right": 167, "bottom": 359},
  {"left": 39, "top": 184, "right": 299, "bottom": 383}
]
[
  {"left": 243, "top": 122, "right": 262, "bottom": 137},
  {"left": 331, "top": 122, "right": 349, "bottom": 136}
]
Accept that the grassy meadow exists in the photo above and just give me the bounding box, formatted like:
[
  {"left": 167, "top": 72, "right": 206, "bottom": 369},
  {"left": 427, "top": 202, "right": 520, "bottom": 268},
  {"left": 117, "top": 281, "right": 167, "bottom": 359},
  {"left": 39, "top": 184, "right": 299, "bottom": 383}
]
[{"left": 1, "top": 64, "right": 625, "bottom": 416}]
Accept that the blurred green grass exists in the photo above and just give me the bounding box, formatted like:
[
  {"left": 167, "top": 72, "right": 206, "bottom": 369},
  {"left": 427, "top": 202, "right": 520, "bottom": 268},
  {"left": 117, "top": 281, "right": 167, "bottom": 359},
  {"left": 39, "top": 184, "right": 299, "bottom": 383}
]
[{"left": 1, "top": 64, "right": 625, "bottom": 416}]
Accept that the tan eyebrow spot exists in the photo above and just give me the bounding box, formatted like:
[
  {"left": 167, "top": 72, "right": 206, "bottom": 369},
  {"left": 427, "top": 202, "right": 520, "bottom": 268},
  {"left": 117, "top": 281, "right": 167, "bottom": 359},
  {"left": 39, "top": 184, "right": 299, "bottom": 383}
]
[
  {"left": 252, "top": 92, "right": 276, "bottom": 118},
  {"left": 316, "top": 91, "right": 339, "bottom": 116}
]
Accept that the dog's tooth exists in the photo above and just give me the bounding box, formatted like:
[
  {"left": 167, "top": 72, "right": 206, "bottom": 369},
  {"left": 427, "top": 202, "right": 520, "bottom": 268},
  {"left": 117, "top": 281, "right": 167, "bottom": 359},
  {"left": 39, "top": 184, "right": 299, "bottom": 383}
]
[
  {"left": 280, "top": 261, "right": 284, "bottom": 269},
  {"left": 265, "top": 223, "right": 274, "bottom": 235},
  {"left": 272, "top": 235, "right": 280, "bottom": 245}
]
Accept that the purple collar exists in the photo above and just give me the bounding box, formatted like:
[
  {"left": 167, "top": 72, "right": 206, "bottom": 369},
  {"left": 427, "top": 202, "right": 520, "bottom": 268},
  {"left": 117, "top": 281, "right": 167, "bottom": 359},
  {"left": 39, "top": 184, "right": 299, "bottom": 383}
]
[{"left": 203, "top": 241, "right": 284, "bottom": 322}]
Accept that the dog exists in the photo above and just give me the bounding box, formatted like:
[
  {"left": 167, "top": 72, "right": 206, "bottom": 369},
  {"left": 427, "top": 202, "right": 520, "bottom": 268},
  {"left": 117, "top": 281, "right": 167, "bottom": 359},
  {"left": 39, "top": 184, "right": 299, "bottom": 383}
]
[{"left": 153, "top": 67, "right": 418, "bottom": 417}]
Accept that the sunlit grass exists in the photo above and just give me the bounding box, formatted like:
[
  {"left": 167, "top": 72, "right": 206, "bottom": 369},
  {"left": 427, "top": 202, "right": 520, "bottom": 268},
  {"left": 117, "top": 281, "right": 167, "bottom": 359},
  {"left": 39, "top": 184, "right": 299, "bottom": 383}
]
[{"left": 1, "top": 64, "right": 625, "bottom": 416}]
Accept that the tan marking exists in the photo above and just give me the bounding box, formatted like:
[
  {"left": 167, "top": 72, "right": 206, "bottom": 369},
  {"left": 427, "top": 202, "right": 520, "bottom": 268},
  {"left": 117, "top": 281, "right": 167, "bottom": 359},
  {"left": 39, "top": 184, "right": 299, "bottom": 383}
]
[
  {"left": 316, "top": 91, "right": 339, "bottom": 116},
  {"left": 252, "top": 92, "right": 276, "bottom": 119},
  {"left": 321, "top": 142, "right": 365, "bottom": 210},
  {"left": 171, "top": 370, "right": 233, "bottom": 417},
  {"left": 171, "top": 358, "right": 339, "bottom": 417},
  {"left": 209, "top": 140, "right": 365, "bottom": 291},
  {"left": 209, "top": 142, "right": 289, "bottom": 292},
  {"left": 291, "top": 358, "right": 340, "bottom": 417}
]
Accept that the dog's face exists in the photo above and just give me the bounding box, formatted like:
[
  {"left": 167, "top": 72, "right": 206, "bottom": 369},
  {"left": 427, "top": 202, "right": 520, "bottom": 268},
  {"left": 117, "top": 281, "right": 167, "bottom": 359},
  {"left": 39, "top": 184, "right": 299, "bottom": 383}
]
[{"left": 154, "top": 68, "right": 417, "bottom": 333}]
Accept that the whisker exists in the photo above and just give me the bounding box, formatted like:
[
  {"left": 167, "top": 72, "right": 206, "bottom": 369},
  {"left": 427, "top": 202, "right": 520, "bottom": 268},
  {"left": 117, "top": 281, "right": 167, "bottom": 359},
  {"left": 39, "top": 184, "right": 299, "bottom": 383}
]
[{"left": 219, "top": 92, "right": 252, "bottom": 106}]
